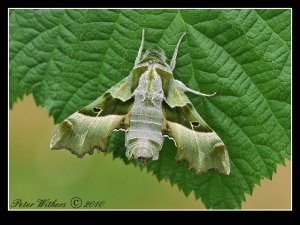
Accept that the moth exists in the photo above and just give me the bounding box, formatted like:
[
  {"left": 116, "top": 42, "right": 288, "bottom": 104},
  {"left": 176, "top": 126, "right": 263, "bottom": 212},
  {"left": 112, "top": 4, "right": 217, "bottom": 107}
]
[{"left": 50, "top": 30, "right": 230, "bottom": 175}]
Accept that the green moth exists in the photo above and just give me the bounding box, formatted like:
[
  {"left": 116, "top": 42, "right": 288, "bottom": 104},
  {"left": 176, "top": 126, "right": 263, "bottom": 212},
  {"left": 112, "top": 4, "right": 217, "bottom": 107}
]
[{"left": 50, "top": 30, "right": 230, "bottom": 175}]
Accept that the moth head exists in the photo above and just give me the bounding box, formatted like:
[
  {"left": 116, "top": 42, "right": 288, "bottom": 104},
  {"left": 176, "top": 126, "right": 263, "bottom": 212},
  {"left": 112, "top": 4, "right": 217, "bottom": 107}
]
[{"left": 142, "top": 48, "right": 167, "bottom": 62}]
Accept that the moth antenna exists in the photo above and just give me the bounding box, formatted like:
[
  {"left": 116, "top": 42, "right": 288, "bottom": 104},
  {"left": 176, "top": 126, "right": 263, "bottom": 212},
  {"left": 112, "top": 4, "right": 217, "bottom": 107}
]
[
  {"left": 135, "top": 29, "right": 145, "bottom": 66},
  {"left": 173, "top": 79, "right": 216, "bottom": 97},
  {"left": 185, "top": 87, "right": 216, "bottom": 97},
  {"left": 170, "top": 32, "right": 186, "bottom": 71}
]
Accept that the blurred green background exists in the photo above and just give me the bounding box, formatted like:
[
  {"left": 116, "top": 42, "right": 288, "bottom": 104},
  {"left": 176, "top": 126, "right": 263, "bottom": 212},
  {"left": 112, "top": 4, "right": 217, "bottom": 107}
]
[{"left": 9, "top": 95, "right": 291, "bottom": 209}]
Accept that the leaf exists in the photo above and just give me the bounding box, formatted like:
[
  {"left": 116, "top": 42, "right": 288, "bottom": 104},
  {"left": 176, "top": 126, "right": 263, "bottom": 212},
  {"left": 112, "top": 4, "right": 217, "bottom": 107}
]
[{"left": 9, "top": 9, "right": 291, "bottom": 209}]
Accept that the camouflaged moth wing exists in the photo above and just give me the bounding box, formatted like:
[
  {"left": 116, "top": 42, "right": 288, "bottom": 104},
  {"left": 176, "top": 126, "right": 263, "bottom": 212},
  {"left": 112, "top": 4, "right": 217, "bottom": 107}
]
[{"left": 50, "top": 29, "right": 230, "bottom": 175}]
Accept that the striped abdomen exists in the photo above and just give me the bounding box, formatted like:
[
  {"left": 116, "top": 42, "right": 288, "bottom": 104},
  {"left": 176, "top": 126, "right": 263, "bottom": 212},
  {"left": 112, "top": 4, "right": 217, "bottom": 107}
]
[{"left": 125, "top": 69, "right": 164, "bottom": 163}]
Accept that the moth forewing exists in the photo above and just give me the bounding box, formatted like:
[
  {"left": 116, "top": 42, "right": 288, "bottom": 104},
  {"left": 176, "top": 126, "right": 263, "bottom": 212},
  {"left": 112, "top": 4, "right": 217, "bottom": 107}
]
[
  {"left": 50, "top": 74, "right": 136, "bottom": 157},
  {"left": 50, "top": 112, "right": 127, "bottom": 157},
  {"left": 162, "top": 119, "right": 230, "bottom": 175}
]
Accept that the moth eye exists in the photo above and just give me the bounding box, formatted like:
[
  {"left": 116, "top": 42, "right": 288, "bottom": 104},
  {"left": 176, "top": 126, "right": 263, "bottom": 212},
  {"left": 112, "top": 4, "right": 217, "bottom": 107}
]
[
  {"left": 92, "top": 107, "right": 102, "bottom": 113},
  {"left": 191, "top": 121, "right": 200, "bottom": 127}
]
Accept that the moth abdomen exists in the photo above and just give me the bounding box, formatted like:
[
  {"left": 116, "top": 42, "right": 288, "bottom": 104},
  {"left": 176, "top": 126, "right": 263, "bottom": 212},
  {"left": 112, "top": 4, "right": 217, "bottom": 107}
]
[
  {"left": 125, "top": 138, "right": 160, "bottom": 163},
  {"left": 125, "top": 104, "right": 164, "bottom": 163}
]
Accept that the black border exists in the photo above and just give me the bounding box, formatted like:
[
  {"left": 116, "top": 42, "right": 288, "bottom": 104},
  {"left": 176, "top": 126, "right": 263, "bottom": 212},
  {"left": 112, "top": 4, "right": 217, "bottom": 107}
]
[{"left": 2, "top": 0, "right": 297, "bottom": 223}]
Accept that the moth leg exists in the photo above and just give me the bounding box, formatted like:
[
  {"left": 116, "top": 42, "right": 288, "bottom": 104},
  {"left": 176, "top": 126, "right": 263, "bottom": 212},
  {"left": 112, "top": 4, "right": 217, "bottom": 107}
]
[
  {"left": 173, "top": 79, "right": 216, "bottom": 97},
  {"left": 134, "top": 29, "right": 145, "bottom": 66},
  {"left": 170, "top": 32, "right": 186, "bottom": 71}
]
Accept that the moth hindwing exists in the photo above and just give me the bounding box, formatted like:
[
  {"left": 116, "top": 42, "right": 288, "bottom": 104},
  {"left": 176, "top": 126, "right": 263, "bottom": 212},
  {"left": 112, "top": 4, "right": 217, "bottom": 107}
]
[{"left": 50, "top": 29, "right": 230, "bottom": 175}]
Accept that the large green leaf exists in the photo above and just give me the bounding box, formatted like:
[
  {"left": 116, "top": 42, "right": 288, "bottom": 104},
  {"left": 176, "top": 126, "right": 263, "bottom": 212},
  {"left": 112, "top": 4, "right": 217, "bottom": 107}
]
[{"left": 9, "top": 9, "right": 291, "bottom": 209}]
